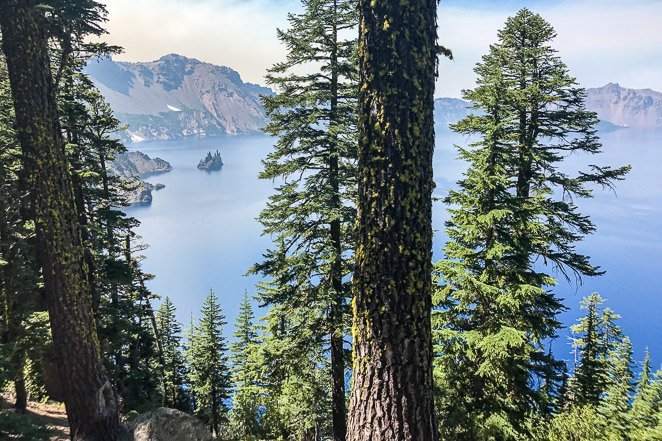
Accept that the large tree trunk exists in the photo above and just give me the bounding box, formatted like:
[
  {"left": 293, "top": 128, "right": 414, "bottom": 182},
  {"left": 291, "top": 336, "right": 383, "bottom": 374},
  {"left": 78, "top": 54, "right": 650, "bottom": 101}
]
[
  {"left": 347, "top": 0, "right": 439, "bottom": 437},
  {"left": 0, "top": 1, "right": 120, "bottom": 439}
]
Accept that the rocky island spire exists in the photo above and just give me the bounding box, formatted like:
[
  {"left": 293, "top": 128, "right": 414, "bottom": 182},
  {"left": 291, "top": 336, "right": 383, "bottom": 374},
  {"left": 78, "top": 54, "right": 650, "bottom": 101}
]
[{"left": 197, "top": 150, "right": 224, "bottom": 171}]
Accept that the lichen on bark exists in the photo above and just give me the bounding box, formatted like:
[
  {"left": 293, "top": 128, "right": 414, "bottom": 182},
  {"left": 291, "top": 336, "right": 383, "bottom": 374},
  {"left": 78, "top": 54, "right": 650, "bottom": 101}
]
[{"left": 347, "top": 0, "right": 440, "bottom": 438}]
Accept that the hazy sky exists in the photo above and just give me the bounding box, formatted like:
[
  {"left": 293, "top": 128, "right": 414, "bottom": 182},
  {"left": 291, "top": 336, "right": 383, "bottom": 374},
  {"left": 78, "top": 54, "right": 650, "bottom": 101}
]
[{"left": 103, "top": 0, "right": 662, "bottom": 97}]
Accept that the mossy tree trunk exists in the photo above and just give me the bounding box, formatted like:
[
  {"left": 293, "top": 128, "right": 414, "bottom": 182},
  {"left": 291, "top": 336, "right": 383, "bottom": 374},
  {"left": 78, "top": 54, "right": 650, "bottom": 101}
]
[
  {"left": 0, "top": 1, "right": 120, "bottom": 439},
  {"left": 347, "top": 0, "right": 439, "bottom": 437}
]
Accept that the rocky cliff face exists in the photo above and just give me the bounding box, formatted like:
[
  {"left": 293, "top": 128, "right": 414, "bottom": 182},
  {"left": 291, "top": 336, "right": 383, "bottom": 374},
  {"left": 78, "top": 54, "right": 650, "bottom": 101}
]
[
  {"left": 107, "top": 151, "right": 172, "bottom": 205},
  {"left": 85, "top": 54, "right": 272, "bottom": 141},
  {"left": 107, "top": 151, "right": 172, "bottom": 178},
  {"left": 585, "top": 83, "right": 662, "bottom": 129}
]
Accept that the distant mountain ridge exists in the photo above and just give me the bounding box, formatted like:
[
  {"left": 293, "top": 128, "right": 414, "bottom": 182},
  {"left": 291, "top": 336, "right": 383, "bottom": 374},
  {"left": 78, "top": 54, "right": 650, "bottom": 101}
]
[
  {"left": 586, "top": 83, "right": 662, "bottom": 129},
  {"left": 85, "top": 54, "right": 272, "bottom": 141},
  {"left": 85, "top": 54, "right": 661, "bottom": 139},
  {"left": 435, "top": 84, "right": 662, "bottom": 131},
  {"left": 434, "top": 97, "right": 474, "bottom": 130}
]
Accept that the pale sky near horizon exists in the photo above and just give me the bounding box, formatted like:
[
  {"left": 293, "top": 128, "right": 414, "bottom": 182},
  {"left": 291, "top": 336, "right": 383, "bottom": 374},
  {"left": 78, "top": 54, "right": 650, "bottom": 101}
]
[{"left": 102, "top": 0, "right": 662, "bottom": 98}]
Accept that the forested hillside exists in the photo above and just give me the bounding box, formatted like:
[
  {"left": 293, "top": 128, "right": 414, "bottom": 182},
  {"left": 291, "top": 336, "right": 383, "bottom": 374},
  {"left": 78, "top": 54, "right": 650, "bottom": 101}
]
[{"left": 0, "top": 1, "right": 660, "bottom": 441}]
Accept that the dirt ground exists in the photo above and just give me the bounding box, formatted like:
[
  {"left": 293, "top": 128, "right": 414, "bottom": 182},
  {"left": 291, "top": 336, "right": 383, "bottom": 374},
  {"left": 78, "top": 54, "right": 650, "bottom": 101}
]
[{"left": 0, "top": 391, "right": 69, "bottom": 440}]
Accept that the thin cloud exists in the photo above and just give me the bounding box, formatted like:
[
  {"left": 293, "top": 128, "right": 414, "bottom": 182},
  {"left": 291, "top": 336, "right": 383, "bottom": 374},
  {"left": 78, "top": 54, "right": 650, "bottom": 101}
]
[
  {"left": 102, "top": 0, "right": 662, "bottom": 96},
  {"left": 102, "top": 0, "right": 297, "bottom": 85},
  {"left": 437, "top": 0, "right": 662, "bottom": 97}
]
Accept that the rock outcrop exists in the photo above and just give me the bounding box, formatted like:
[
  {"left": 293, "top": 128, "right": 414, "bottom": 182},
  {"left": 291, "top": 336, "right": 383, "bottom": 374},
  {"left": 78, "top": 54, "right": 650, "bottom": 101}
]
[
  {"left": 109, "top": 151, "right": 172, "bottom": 178},
  {"left": 197, "top": 150, "right": 224, "bottom": 171},
  {"left": 107, "top": 151, "right": 171, "bottom": 205},
  {"left": 126, "top": 408, "right": 212, "bottom": 441},
  {"left": 126, "top": 182, "right": 156, "bottom": 206}
]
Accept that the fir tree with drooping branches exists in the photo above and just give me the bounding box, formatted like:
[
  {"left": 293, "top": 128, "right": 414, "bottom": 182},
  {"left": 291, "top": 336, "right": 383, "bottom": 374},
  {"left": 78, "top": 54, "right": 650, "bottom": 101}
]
[
  {"left": 252, "top": 0, "right": 358, "bottom": 438},
  {"left": 433, "top": 9, "right": 629, "bottom": 440}
]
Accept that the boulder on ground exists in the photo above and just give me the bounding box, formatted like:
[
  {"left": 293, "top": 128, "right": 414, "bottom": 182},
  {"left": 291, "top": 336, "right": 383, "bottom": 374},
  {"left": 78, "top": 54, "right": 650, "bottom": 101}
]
[{"left": 128, "top": 408, "right": 212, "bottom": 441}]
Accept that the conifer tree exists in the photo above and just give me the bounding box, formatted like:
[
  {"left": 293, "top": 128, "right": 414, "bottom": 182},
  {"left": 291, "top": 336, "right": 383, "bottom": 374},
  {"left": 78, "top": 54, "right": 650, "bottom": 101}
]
[
  {"left": 347, "top": 0, "right": 439, "bottom": 435},
  {"left": 229, "top": 292, "right": 263, "bottom": 440},
  {"left": 60, "top": 64, "right": 163, "bottom": 412},
  {"left": 156, "top": 297, "right": 190, "bottom": 411},
  {"left": 257, "top": 305, "right": 333, "bottom": 439},
  {"left": 570, "top": 293, "right": 622, "bottom": 406},
  {"left": 433, "top": 9, "right": 628, "bottom": 439},
  {"left": 631, "top": 351, "right": 661, "bottom": 436},
  {"left": 545, "top": 405, "right": 604, "bottom": 441},
  {"left": 47, "top": 7, "right": 165, "bottom": 410},
  {"left": 187, "top": 289, "right": 232, "bottom": 436},
  {"left": 253, "top": 0, "right": 358, "bottom": 438},
  {"left": 599, "top": 337, "right": 634, "bottom": 438},
  {"left": 1, "top": 0, "right": 161, "bottom": 416},
  {"left": 0, "top": 57, "right": 41, "bottom": 412},
  {"left": 0, "top": 1, "right": 120, "bottom": 437}
]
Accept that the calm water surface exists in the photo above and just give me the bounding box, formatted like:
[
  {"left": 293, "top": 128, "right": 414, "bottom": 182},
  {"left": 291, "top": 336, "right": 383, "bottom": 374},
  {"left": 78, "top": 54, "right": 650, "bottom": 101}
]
[{"left": 127, "top": 129, "right": 662, "bottom": 366}]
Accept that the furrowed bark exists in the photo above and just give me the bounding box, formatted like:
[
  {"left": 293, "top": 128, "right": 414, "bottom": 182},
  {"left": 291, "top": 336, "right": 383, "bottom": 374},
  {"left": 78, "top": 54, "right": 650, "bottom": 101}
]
[
  {"left": 0, "top": 1, "right": 120, "bottom": 439},
  {"left": 347, "top": 0, "right": 439, "bottom": 437}
]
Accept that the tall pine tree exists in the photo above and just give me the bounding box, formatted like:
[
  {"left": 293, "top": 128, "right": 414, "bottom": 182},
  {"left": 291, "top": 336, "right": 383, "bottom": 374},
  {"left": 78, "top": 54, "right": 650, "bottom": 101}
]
[
  {"left": 229, "top": 292, "right": 262, "bottom": 440},
  {"left": 156, "top": 297, "right": 190, "bottom": 411},
  {"left": 186, "top": 289, "right": 232, "bottom": 436},
  {"left": 599, "top": 337, "right": 635, "bottom": 438},
  {"left": 569, "top": 293, "right": 623, "bottom": 406},
  {"left": 434, "top": 9, "right": 629, "bottom": 440},
  {"left": 253, "top": 0, "right": 358, "bottom": 438},
  {"left": 0, "top": 1, "right": 120, "bottom": 436}
]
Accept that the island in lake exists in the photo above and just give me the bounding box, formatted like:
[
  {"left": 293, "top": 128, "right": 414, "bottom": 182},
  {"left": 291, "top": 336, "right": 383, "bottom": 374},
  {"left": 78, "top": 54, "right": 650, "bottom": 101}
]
[
  {"left": 107, "top": 151, "right": 172, "bottom": 205},
  {"left": 197, "top": 150, "right": 224, "bottom": 171}
]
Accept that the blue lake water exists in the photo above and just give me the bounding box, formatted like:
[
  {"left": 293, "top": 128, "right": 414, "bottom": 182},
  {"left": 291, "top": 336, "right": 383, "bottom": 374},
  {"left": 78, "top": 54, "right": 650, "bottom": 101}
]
[{"left": 126, "top": 128, "right": 662, "bottom": 368}]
